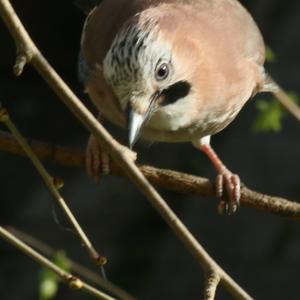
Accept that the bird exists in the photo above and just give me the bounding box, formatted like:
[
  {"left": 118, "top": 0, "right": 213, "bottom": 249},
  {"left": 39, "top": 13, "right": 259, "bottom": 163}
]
[{"left": 78, "top": 0, "right": 275, "bottom": 214}]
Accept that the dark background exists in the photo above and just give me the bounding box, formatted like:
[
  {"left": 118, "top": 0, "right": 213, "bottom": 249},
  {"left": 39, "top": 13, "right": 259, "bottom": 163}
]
[{"left": 0, "top": 0, "right": 300, "bottom": 299}]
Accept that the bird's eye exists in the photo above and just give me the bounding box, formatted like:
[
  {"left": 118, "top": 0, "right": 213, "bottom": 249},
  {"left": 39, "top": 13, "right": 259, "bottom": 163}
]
[{"left": 155, "top": 63, "right": 169, "bottom": 81}]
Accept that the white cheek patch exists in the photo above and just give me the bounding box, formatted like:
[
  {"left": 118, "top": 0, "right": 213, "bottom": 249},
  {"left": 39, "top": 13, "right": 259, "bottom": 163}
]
[{"left": 148, "top": 94, "right": 197, "bottom": 131}]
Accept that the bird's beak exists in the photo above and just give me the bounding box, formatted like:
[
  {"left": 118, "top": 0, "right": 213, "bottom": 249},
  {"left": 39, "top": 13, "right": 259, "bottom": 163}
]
[
  {"left": 127, "top": 109, "right": 147, "bottom": 148},
  {"left": 127, "top": 92, "right": 159, "bottom": 148}
]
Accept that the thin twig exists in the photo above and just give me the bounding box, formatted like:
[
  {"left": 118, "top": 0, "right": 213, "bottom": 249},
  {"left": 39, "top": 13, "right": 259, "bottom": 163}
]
[
  {"left": 0, "top": 226, "right": 116, "bottom": 300},
  {"left": 204, "top": 272, "right": 220, "bottom": 300},
  {"left": 8, "top": 227, "right": 136, "bottom": 300},
  {"left": 0, "top": 109, "right": 107, "bottom": 265},
  {"left": 268, "top": 76, "right": 300, "bottom": 122},
  {"left": 0, "top": 130, "right": 299, "bottom": 220}
]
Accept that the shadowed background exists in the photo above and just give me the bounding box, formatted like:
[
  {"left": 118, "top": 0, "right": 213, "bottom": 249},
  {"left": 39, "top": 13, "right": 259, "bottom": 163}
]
[{"left": 0, "top": 0, "right": 300, "bottom": 299}]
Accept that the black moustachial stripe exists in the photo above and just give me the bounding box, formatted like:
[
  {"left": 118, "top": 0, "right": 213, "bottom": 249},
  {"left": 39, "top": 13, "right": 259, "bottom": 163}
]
[{"left": 161, "top": 81, "right": 191, "bottom": 105}]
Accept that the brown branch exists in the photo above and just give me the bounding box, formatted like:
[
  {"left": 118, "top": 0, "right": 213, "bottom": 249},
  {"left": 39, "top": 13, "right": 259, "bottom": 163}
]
[
  {"left": 267, "top": 76, "right": 300, "bottom": 122},
  {"left": 204, "top": 272, "right": 220, "bottom": 300},
  {"left": 0, "top": 226, "right": 116, "bottom": 300},
  {"left": 0, "top": 110, "right": 107, "bottom": 266},
  {"left": 0, "top": 130, "right": 299, "bottom": 220},
  {"left": 274, "top": 87, "right": 300, "bottom": 122},
  {"left": 7, "top": 227, "right": 136, "bottom": 300}
]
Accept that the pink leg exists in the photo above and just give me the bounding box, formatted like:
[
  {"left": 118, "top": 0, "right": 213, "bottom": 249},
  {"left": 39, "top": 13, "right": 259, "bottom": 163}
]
[
  {"left": 86, "top": 134, "right": 110, "bottom": 182},
  {"left": 200, "top": 143, "right": 241, "bottom": 214},
  {"left": 85, "top": 114, "right": 109, "bottom": 182},
  {"left": 85, "top": 114, "right": 137, "bottom": 182},
  {"left": 86, "top": 134, "right": 137, "bottom": 182}
]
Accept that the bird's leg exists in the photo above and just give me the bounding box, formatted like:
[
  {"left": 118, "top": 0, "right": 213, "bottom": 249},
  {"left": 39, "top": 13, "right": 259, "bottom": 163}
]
[
  {"left": 193, "top": 137, "right": 241, "bottom": 215},
  {"left": 86, "top": 132, "right": 110, "bottom": 182},
  {"left": 85, "top": 114, "right": 137, "bottom": 182}
]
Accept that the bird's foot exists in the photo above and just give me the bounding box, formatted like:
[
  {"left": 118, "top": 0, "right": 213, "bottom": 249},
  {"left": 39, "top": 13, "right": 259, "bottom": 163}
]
[
  {"left": 215, "top": 171, "right": 241, "bottom": 215},
  {"left": 86, "top": 135, "right": 110, "bottom": 182},
  {"left": 86, "top": 135, "right": 137, "bottom": 182}
]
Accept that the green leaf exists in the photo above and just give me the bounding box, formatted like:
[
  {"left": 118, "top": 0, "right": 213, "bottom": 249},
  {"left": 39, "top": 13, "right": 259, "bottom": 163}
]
[
  {"left": 286, "top": 91, "right": 299, "bottom": 104},
  {"left": 253, "top": 98, "right": 283, "bottom": 133},
  {"left": 39, "top": 251, "right": 71, "bottom": 300},
  {"left": 53, "top": 251, "right": 71, "bottom": 272},
  {"left": 39, "top": 277, "right": 58, "bottom": 300},
  {"left": 265, "top": 46, "right": 277, "bottom": 63},
  {"left": 254, "top": 44, "right": 299, "bottom": 132},
  {"left": 253, "top": 91, "right": 299, "bottom": 133}
]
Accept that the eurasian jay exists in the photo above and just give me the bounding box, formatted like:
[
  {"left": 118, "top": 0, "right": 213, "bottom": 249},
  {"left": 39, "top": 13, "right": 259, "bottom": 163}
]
[{"left": 79, "top": 0, "right": 275, "bottom": 214}]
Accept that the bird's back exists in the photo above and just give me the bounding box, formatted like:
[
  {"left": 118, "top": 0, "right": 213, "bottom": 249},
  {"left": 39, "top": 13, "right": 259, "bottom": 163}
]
[{"left": 81, "top": 0, "right": 265, "bottom": 68}]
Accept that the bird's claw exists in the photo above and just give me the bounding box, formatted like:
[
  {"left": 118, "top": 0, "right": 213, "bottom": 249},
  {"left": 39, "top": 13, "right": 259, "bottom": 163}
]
[
  {"left": 86, "top": 135, "right": 137, "bottom": 182},
  {"left": 86, "top": 135, "right": 111, "bottom": 182},
  {"left": 215, "top": 172, "right": 241, "bottom": 215}
]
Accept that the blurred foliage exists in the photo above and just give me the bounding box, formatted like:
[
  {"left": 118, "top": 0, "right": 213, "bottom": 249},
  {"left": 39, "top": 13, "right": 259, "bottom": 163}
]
[
  {"left": 39, "top": 251, "right": 71, "bottom": 300},
  {"left": 254, "top": 47, "right": 299, "bottom": 133},
  {"left": 265, "top": 46, "right": 277, "bottom": 63},
  {"left": 253, "top": 99, "right": 283, "bottom": 132},
  {"left": 253, "top": 92, "right": 299, "bottom": 133}
]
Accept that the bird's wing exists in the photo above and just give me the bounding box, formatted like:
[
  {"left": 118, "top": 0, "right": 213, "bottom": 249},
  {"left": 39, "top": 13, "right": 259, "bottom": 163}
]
[{"left": 74, "top": 0, "right": 103, "bottom": 14}]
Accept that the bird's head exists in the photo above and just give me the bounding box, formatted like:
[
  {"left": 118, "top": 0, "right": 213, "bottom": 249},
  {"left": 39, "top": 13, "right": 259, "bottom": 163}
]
[{"left": 103, "top": 7, "right": 196, "bottom": 147}]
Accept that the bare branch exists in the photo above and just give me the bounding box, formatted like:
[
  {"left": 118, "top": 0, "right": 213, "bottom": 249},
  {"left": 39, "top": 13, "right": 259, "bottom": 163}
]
[
  {"left": 13, "top": 53, "right": 27, "bottom": 76},
  {"left": 0, "top": 226, "right": 116, "bottom": 300},
  {"left": 0, "top": 109, "right": 107, "bottom": 265},
  {"left": 204, "top": 272, "right": 220, "bottom": 300},
  {"left": 0, "top": 130, "right": 299, "bottom": 220},
  {"left": 268, "top": 76, "right": 300, "bottom": 122},
  {"left": 8, "top": 227, "right": 136, "bottom": 300}
]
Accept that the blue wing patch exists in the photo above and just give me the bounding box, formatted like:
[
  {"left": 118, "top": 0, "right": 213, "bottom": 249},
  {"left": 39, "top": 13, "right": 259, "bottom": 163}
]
[{"left": 78, "top": 51, "right": 92, "bottom": 85}]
